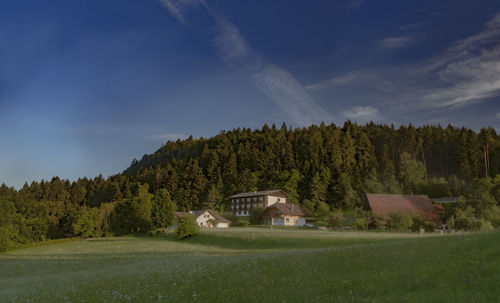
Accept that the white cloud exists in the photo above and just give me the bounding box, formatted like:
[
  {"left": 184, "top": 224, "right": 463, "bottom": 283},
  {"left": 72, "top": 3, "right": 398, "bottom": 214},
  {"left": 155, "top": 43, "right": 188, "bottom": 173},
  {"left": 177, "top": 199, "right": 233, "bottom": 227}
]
[
  {"left": 342, "top": 106, "right": 384, "bottom": 123},
  {"left": 306, "top": 70, "right": 393, "bottom": 91},
  {"left": 158, "top": 0, "right": 203, "bottom": 25},
  {"left": 159, "top": 0, "right": 331, "bottom": 125},
  {"left": 309, "top": 12, "right": 500, "bottom": 111},
  {"left": 376, "top": 36, "right": 411, "bottom": 49}
]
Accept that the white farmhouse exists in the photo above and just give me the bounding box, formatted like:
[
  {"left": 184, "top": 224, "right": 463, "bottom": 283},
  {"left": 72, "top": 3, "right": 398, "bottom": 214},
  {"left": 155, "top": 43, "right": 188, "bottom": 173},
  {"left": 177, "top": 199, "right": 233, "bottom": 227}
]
[
  {"left": 228, "top": 189, "right": 287, "bottom": 217},
  {"left": 175, "top": 210, "right": 231, "bottom": 228},
  {"left": 260, "top": 203, "right": 310, "bottom": 226}
]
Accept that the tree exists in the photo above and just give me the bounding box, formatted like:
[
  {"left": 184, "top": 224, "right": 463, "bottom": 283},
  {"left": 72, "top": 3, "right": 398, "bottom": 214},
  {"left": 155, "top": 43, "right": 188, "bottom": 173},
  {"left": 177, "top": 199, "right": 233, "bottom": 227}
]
[
  {"left": 398, "top": 152, "right": 426, "bottom": 193},
  {"left": 327, "top": 212, "right": 344, "bottom": 228},
  {"left": 151, "top": 189, "right": 176, "bottom": 229},
  {"left": 175, "top": 215, "right": 199, "bottom": 240},
  {"left": 115, "top": 184, "right": 153, "bottom": 232},
  {"left": 72, "top": 207, "right": 100, "bottom": 238}
]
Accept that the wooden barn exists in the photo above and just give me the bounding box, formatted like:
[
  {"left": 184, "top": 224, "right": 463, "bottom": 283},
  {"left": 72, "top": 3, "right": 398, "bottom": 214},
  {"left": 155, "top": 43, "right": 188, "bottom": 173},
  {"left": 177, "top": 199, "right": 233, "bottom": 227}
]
[
  {"left": 365, "top": 194, "right": 442, "bottom": 224},
  {"left": 260, "top": 203, "right": 310, "bottom": 226}
]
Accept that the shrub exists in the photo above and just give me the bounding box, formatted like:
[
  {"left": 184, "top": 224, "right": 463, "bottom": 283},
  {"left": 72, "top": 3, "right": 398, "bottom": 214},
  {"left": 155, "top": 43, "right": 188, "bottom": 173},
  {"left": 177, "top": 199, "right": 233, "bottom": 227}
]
[
  {"left": 234, "top": 219, "right": 249, "bottom": 227},
  {"left": 410, "top": 214, "right": 434, "bottom": 232},
  {"left": 484, "top": 206, "right": 500, "bottom": 228},
  {"left": 388, "top": 211, "right": 413, "bottom": 231},
  {"left": 249, "top": 207, "right": 265, "bottom": 225},
  {"left": 327, "top": 212, "right": 344, "bottom": 228},
  {"left": 175, "top": 215, "right": 199, "bottom": 240},
  {"left": 352, "top": 217, "right": 369, "bottom": 230},
  {"left": 369, "top": 213, "right": 387, "bottom": 230}
]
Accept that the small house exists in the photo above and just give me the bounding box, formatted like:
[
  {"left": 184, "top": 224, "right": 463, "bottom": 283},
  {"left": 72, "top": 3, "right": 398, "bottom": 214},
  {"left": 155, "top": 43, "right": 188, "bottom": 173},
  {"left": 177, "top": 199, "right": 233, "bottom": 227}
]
[
  {"left": 260, "top": 203, "right": 310, "bottom": 226},
  {"left": 175, "top": 210, "right": 231, "bottom": 228}
]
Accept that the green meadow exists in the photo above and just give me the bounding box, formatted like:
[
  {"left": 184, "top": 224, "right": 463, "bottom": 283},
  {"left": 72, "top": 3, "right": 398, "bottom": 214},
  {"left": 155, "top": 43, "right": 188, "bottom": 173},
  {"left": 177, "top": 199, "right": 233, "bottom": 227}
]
[{"left": 1, "top": 228, "right": 499, "bottom": 302}]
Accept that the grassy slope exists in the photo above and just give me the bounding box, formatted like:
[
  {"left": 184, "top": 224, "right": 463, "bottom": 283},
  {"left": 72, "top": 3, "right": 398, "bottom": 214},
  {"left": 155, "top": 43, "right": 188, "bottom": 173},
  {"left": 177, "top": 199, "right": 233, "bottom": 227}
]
[{"left": 0, "top": 229, "right": 499, "bottom": 302}]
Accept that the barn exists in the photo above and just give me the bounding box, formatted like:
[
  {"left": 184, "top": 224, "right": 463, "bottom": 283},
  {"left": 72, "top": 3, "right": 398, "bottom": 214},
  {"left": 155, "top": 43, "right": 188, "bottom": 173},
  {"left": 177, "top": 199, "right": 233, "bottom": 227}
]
[{"left": 365, "top": 194, "right": 442, "bottom": 224}]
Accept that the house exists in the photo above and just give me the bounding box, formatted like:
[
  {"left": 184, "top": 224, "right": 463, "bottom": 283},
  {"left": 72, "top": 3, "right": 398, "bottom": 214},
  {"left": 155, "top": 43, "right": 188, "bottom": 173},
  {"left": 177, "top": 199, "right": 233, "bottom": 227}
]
[
  {"left": 228, "top": 189, "right": 288, "bottom": 217},
  {"left": 365, "top": 194, "right": 441, "bottom": 224},
  {"left": 175, "top": 210, "right": 231, "bottom": 228},
  {"left": 260, "top": 203, "right": 310, "bottom": 226}
]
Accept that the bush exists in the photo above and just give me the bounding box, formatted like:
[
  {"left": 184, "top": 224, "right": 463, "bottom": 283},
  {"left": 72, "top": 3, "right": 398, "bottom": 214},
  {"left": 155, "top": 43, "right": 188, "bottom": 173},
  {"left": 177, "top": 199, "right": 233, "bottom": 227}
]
[
  {"left": 410, "top": 214, "right": 434, "bottom": 232},
  {"left": 484, "top": 206, "right": 500, "bottom": 228},
  {"left": 327, "top": 212, "right": 344, "bottom": 228},
  {"left": 234, "top": 219, "right": 249, "bottom": 227},
  {"left": 249, "top": 207, "right": 265, "bottom": 225},
  {"left": 369, "top": 213, "right": 386, "bottom": 230},
  {"left": 352, "top": 217, "right": 369, "bottom": 230},
  {"left": 452, "top": 206, "right": 494, "bottom": 231},
  {"left": 175, "top": 215, "right": 199, "bottom": 240},
  {"left": 388, "top": 211, "right": 413, "bottom": 231}
]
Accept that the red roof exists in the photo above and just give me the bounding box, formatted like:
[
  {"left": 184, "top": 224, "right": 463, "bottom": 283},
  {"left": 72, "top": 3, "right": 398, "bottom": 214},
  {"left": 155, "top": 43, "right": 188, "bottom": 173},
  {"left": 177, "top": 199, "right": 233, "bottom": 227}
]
[
  {"left": 366, "top": 194, "right": 441, "bottom": 223},
  {"left": 433, "top": 204, "right": 446, "bottom": 214}
]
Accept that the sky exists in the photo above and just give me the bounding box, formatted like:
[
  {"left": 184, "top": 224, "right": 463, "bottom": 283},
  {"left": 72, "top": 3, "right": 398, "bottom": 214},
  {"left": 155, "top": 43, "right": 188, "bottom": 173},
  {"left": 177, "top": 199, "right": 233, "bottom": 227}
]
[{"left": 1, "top": 0, "right": 500, "bottom": 188}]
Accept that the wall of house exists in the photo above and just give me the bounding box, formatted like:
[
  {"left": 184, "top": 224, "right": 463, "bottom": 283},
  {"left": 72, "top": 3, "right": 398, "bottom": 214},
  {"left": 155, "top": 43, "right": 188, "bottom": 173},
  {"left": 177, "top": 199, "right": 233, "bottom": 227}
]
[
  {"left": 195, "top": 211, "right": 216, "bottom": 227},
  {"left": 265, "top": 195, "right": 286, "bottom": 207},
  {"left": 216, "top": 222, "right": 230, "bottom": 228}
]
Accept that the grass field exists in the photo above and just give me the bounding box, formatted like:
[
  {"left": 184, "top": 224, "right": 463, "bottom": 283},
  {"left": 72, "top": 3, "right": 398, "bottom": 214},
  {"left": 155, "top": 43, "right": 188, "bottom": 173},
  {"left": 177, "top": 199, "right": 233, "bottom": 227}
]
[{"left": 1, "top": 228, "right": 499, "bottom": 302}]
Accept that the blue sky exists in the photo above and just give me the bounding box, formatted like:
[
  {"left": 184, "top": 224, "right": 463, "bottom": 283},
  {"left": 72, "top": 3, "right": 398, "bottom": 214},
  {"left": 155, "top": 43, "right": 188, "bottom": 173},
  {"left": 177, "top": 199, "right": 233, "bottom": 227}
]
[{"left": 1, "top": 0, "right": 500, "bottom": 188}]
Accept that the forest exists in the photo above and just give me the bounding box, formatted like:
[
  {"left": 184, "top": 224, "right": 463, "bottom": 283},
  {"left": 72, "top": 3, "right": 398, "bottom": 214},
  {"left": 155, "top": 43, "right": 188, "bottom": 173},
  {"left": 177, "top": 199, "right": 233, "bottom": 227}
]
[{"left": 1, "top": 122, "right": 500, "bottom": 250}]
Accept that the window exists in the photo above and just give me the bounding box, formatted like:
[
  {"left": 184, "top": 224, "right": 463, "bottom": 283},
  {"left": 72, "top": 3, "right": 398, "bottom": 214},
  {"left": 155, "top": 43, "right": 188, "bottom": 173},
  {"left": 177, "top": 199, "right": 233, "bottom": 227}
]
[
  {"left": 259, "top": 197, "right": 263, "bottom": 201},
  {"left": 247, "top": 198, "right": 251, "bottom": 202},
  {"left": 236, "top": 199, "right": 240, "bottom": 203},
  {"left": 286, "top": 218, "right": 290, "bottom": 223},
  {"left": 277, "top": 198, "right": 280, "bottom": 202}
]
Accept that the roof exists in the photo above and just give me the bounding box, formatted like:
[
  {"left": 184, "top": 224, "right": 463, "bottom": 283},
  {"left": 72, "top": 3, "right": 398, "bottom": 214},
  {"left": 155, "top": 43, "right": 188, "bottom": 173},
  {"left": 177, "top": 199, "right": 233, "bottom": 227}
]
[
  {"left": 433, "top": 204, "right": 446, "bottom": 213},
  {"left": 262, "top": 203, "right": 310, "bottom": 217},
  {"left": 228, "top": 189, "right": 288, "bottom": 199},
  {"left": 431, "top": 197, "right": 459, "bottom": 203},
  {"left": 366, "top": 194, "right": 441, "bottom": 223},
  {"left": 175, "top": 210, "right": 231, "bottom": 224}
]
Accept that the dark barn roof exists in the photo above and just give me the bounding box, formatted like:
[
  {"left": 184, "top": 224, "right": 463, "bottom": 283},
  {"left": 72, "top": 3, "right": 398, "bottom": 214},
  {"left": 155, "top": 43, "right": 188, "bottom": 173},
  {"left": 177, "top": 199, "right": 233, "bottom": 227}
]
[
  {"left": 261, "top": 203, "right": 310, "bottom": 218},
  {"left": 366, "top": 194, "right": 441, "bottom": 223}
]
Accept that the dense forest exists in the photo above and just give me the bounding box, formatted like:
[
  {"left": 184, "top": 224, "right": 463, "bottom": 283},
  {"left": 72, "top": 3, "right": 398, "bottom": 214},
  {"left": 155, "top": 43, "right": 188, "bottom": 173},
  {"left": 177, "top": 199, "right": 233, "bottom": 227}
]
[{"left": 1, "top": 122, "right": 500, "bottom": 250}]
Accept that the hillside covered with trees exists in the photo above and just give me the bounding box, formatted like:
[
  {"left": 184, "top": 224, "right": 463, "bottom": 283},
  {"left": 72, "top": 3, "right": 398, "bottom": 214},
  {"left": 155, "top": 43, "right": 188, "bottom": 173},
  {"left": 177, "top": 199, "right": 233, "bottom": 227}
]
[{"left": 1, "top": 122, "right": 500, "bottom": 250}]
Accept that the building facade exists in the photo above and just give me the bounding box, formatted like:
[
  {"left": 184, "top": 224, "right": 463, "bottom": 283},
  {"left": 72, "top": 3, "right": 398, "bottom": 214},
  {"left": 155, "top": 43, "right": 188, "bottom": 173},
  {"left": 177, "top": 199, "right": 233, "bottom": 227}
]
[
  {"left": 228, "top": 190, "right": 287, "bottom": 216},
  {"left": 175, "top": 210, "right": 232, "bottom": 228},
  {"left": 260, "top": 203, "right": 310, "bottom": 226}
]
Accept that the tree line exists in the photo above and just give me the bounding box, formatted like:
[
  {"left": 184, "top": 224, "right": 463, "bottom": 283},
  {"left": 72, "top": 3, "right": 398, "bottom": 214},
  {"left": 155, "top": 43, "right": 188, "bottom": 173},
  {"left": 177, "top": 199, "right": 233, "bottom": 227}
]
[{"left": 1, "top": 122, "right": 499, "bottom": 250}]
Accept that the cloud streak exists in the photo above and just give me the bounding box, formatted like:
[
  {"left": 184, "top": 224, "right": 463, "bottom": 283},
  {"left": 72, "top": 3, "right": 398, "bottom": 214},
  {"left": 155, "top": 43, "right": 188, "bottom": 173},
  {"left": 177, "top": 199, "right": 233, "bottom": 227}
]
[
  {"left": 308, "top": 11, "right": 500, "bottom": 110},
  {"left": 376, "top": 36, "right": 412, "bottom": 49},
  {"left": 159, "top": 0, "right": 331, "bottom": 125}
]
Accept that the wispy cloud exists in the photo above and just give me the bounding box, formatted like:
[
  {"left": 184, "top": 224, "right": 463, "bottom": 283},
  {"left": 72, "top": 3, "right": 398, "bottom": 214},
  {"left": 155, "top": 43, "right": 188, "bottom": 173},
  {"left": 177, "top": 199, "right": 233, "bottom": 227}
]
[
  {"left": 376, "top": 36, "right": 412, "bottom": 49},
  {"left": 400, "top": 21, "right": 432, "bottom": 31},
  {"left": 159, "top": 0, "right": 203, "bottom": 25},
  {"left": 309, "top": 11, "right": 500, "bottom": 111},
  {"left": 158, "top": 0, "right": 331, "bottom": 125},
  {"left": 342, "top": 106, "right": 384, "bottom": 123},
  {"left": 306, "top": 70, "right": 393, "bottom": 91},
  {"left": 341, "top": 0, "right": 364, "bottom": 9}
]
